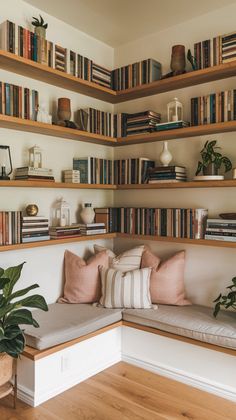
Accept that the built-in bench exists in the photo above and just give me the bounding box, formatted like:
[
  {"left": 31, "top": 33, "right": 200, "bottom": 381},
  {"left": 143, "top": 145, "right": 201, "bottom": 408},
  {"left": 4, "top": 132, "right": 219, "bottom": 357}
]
[{"left": 18, "top": 303, "right": 236, "bottom": 407}]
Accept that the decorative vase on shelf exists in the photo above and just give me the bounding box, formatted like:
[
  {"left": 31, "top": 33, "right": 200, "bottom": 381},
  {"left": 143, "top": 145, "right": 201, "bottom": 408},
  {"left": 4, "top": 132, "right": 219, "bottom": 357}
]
[
  {"left": 159, "top": 141, "right": 172, "bottom": 166},
  {"left": 57, "top": 98, "right": 71, "bottom": 121},
  {"left": 170, "top": 45, "right": 186, "bottom": 74},
  {"left": 80, "top": 203, "right": 95, "bottom": 225}
]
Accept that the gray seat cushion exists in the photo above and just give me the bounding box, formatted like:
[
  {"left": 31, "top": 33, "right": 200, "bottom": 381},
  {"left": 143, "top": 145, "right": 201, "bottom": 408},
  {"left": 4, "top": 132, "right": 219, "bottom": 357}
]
[
  {"left": 24, "top": 303, "right": 122, "bottom": 350},
  {"left": 123, "top": 304, "right": 236, "bottom": 350}
]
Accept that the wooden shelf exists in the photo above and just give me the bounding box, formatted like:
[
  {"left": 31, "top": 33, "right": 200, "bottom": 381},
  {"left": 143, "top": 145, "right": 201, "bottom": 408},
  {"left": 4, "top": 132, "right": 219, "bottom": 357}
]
[
  {"left": 0, "top": 233, "right": 116, "bottom": 252},
  {"left": 116, "top": 121, "right": 236, "bottom": 146},
  {"left": 0, "top": 115, "right": 116, "bottom": 146},
  {"left": 0, "top": 50, "right": 116, "bottom": 103},
  {"left": 117, "top": 180, "right": 236, "bottom": 189},
  {"left": 117, "top": 233, "right": 236, "bottom": 248},
  {"left": 115, "top": 60, "right": 236, "bottom": 102},
  {"left": 0, "top": 180, "right": 116, "bottom": 189}
]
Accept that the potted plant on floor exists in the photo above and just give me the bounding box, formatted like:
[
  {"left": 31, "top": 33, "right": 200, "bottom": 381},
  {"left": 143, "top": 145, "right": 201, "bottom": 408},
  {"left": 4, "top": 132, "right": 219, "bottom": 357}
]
[
  {"left": 195, "top": 140, "right": 232, "bottom": 176},
  {"left": 0, "top": 262, "right": 48, "bottom": 406},
  {"left": 213, "top": 277, "right": 236, "bottom": 317}
]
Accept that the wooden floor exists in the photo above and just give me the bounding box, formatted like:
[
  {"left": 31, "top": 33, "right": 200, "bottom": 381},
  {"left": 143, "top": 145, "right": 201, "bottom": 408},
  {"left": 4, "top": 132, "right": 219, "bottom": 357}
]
[{"left": 1, "top": 362, "right": 236, "bottom": 419}]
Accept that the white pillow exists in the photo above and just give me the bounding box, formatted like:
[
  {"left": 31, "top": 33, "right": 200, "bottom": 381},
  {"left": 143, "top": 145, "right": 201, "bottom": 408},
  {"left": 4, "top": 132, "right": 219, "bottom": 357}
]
[
  {"left": 99, "top": 266, "right": 153, "bottom": 309},
  {"left": 94, "top": 244, "right": 144, "bottom": 272}
]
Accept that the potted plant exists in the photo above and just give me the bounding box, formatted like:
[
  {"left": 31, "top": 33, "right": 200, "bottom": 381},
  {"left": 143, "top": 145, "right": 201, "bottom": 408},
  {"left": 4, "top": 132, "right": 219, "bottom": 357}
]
[
  {"left": 0, "top": 262, "right": 48, "bottom": 404},
  {"left": 195, "top": 140, "right": 232, "bottom": 176},
  {"left": 213, "top": 276, "right": 236, "bottom": 317},
  {"left": 32, "top": 15, "right": 48, "bottom": 39}
]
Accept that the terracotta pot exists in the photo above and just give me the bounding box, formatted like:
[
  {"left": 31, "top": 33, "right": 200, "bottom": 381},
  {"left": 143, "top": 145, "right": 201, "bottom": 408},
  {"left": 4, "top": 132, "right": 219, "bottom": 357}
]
[
  {"left": 35, "top": 27, "right": 46, "bottom": 39},
  {"left": 171, "top": 45, "right": 186, "bottom": 73},
  {"left": 57, "top": 98, "right": 71, "bottom": 121},
  {"left": 0, "top": 353, "right": 13, "bottom": 387}
]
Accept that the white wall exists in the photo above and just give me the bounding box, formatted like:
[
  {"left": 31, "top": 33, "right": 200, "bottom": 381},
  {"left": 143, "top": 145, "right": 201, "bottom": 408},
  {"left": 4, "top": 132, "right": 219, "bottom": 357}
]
[{"left": 113, "top": 3, "right": 236, "bottom": 306}]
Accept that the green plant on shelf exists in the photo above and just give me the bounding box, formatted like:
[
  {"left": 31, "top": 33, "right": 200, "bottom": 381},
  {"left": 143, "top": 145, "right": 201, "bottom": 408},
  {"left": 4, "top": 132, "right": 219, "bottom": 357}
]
[
  {"left": 195, "top": 140, "right": 232, "bottom": 176},
  {"left": 31, "top": 15, "right": 48, "bottom": 29},
  {"left": 0, "top": 262, "right": 48, "bottom": 358},
  {"left": 213, "top": 277, "right": 236, "bottom": 317}
]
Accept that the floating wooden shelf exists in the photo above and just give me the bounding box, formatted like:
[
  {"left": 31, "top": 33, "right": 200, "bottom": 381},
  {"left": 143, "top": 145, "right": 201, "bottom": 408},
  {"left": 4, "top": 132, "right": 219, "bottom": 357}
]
[
  {"left": 0, "top": 233, "right": 116, "bottom": 252},
  {"left": 116, "top": 233, "right": 236, "bottom": 248},
  {"left": 0, "top": 115, "right": 116, "bottom": 146},
  {"left": 116, "top": 121, "right": 236, "bottom": 146},
  {"left": 117, "top": 180, "right": 236, "bottom": 189},
  {"left": 0, "top": 180, "right": 116, "bottom": 189}
]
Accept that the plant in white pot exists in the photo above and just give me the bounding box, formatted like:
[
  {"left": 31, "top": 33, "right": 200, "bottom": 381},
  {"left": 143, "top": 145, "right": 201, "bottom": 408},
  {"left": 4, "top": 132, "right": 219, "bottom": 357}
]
[{"left": 0, "top": 262, "right": 48, "bottom": 406}]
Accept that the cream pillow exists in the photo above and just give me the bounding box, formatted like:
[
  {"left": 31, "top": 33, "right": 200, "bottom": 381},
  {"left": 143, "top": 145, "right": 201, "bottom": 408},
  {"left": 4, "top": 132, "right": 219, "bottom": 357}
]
[
  {"left": 99, "top": 266, "right": 153, "bottom": 309},
  {"left": 94, "top": 244, "right": 144, "bottom": 272}
]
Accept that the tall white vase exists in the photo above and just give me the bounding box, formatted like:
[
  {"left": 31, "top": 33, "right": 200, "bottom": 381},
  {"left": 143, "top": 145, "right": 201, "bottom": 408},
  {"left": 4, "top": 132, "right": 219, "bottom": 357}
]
[
  {"left": 80, "top": 203, "right": 95, "bottom": 224},
  {"left": 159, "top": 141, "right": 172, "bottom": 166}
]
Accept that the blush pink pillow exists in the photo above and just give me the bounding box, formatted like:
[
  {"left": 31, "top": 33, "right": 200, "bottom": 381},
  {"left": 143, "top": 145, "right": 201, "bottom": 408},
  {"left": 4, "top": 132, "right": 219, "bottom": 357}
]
[
  {"left": 141, "top": 249, "right": 191, "bottom": 306},
  {"left": 58, "top": 250, "right": 109, "bottom": 304}
]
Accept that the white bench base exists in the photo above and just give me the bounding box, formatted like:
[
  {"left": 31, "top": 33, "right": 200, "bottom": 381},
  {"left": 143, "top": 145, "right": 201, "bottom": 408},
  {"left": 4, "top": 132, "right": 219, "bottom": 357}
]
[{"left": 17, "top": 325, "right": 236, "bottom": 407}]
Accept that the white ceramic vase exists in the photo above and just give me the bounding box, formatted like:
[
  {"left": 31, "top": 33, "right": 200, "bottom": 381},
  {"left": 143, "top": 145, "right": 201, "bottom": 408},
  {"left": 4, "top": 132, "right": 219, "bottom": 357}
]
[
  {"left": 159, "top": 141, "right": 172, "bottom": 166},
  {"left": 80, "top": 203, "right": 95, "bottom": 224}
]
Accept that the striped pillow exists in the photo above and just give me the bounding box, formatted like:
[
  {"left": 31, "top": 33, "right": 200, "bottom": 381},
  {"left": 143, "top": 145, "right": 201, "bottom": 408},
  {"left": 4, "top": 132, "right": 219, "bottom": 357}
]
[
  {"left": 94, "top": 245, "right": 144, "bottom": 272},
  {"left": 99, "top": 266, "right": 152, "bottom": 309}
]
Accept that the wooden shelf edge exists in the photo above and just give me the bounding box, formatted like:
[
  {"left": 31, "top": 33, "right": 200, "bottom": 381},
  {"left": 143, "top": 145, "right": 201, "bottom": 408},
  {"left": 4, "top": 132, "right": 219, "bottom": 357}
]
[
  {"left": 117, "top": 180, "right": 236, "bottom": 189},
  {"left": 0, "top": 180, "right": 116, "bottom": 189}
]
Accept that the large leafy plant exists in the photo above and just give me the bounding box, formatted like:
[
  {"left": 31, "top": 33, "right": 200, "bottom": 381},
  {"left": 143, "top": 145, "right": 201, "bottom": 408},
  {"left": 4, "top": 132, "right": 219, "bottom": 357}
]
[
  {"left": 196, "top": 140, "right": 232, "bottom": 175},
  {"left": 0, "top": 263, "right": 48, "bottom": 358},
  {"left": 213, "top": 277, "right": 236, "bottom": 317}
]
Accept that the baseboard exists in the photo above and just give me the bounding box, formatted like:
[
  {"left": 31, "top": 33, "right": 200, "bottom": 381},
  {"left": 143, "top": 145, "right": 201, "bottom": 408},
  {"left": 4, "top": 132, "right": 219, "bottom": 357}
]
[
  {"left": 17, "top": 384, "right": 35, "bottom": 407},
  {"left": 122, "top": 354, "right": 236, "bottom": 402}
]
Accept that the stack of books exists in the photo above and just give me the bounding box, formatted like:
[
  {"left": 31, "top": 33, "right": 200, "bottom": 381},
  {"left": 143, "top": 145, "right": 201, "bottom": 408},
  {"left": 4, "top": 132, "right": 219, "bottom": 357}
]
[
  {"left": 92, "top": 63, "right": 112, "bottom": 88},
  {"left": 49, "top": 224, "right": 81, "bottom": 239},
  {"left": 114, "top": 158, "right": 155, "bottom": 184},
  {"left": 22, "top": 216, "right": 50, "bottom": 243},
  {"left": 112, "top": 58, "right": 162, "bottom": 90},
  {"left": 155, "top": 121, "right": 190, "bottom": 131},
  {"left": 205, "top": 218, "right": 236, "bottom": 242},
  {"left": 0, "top": 211, "right": 22, "bottom": 245},
  {"left": 191, "top": 89, "right": 236, "bottom": 126},
  {"left": 0, "top": 82, "right": 39, "bottom": 120},
  {"left": 63, "top": 170, "right": 80, "bottom": 183},
  {"left": 14, "top": 167, "right": 54, "bottom": 182},
  {"left": 126, "top": 111, "right": 161, "bottom": 136},
  {"left": 147, "top": 166, "right": 187, "bottom": 184},
  {"left": 78, "top": 223, "right": 106, "bottom": 235},
  {"left": 77, "top": 54, "right": 92, "bottom": 81},
  {"left": 73, "top": 157, "right": 114, "bottom": 184}
]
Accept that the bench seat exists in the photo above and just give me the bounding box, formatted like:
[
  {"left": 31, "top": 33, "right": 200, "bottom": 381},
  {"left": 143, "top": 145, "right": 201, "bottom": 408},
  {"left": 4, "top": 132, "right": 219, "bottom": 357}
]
[
  {"left": 24, "top": 303, "right": 122, "bottom": 350},
  {"left": 123, "top": 304, "right": 236, "bottom": 350}
]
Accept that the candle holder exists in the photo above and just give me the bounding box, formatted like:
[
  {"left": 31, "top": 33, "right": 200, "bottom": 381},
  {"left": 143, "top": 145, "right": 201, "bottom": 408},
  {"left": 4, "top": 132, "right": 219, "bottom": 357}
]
[{"left": 0, "top": 146, "right": 12, "bottom": 180}]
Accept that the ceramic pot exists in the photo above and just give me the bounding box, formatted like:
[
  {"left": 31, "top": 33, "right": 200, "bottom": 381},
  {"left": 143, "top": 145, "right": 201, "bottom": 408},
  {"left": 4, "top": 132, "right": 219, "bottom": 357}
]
[
  {"left": 57, "top": 98, "right": 71, "bottom": 121},
  {"left": 171, "top": 45, "right": 186, "bottom": 73},
  {"left": 0, "top": 353, "right": 13, "bottom": 387},
  {"left": 203, "top": 162, "right": 219, "bottom": 176},
  {"left": 159, "top": 141, "right": 172, "bottom": 166},
  {"left": 35, "top": 27, "right": 46, "bottom": 39},
  {"left": 80, "top": 203, "right": 95, "bottom": 224}
]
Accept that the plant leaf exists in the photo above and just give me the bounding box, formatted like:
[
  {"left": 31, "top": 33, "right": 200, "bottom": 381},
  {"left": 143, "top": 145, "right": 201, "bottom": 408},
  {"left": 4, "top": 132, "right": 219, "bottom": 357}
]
[
  {"left": 0, "top": 332, "right": 25, "bottom": 358},
  {"left": 0, "top": 277, "right": 10, "bottom": 290},
  {"left": 3, "top": 262, "right": 26, "bottom": 298},
  {"left": 12, "top": 294, "right": 48, "bottom": 311},
  {"left": 8, "top": 283, "right": 39, "bottom": 302},
  {"left": 0, "top": 268, "right": 4, "bottom": 277},
  {"left": 213, "top": 302, "right": 221, "bottom": 317},
  {"left": 4, "top": 309, "right": 39, "bottom": 328}
]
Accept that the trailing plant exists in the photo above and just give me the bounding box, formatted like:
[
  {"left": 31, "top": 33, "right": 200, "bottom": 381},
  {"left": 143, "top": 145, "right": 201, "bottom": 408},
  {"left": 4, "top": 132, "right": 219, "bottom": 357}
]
[
  {"left": 0, "top": 262, "right": 48, "bottom": 358},
  {"left": 213, "top": 276, "right": 236, "bottom": 317},
  {"left": 32, "top": 15, "right": 48, "bottom": 29},
  {"left": 195, "top": 140, "right": 232, "bottom": 175}
]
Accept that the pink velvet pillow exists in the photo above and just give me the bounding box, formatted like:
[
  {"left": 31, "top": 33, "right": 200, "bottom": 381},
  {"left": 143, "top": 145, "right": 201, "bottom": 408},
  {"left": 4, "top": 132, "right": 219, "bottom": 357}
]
[
  {"left": 58, "top": 250, "right": 109, "bottom": 304},
  {"left": 141, "top": 249, "right": 191, "bottom": 306}
]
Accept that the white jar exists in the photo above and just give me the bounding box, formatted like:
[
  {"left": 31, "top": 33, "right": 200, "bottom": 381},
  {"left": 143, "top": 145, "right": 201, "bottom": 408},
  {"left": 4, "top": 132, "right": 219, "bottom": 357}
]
[{"left": 80, "top": 203, "right": 95, "bottom": 224}]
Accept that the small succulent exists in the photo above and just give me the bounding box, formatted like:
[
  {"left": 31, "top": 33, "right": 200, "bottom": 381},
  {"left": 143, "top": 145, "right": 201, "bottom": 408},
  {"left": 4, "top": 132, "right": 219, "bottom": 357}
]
[
  {"left": 32, "top": 15, "right": 48, "bottom": 29},
  {"left": 213, "top": 277, "right": 236, "bottom": 317}
]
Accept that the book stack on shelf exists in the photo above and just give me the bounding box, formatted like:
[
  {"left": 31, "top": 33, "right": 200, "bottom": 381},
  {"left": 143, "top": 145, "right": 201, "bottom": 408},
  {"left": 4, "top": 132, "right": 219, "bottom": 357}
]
[
  {"left": 155, "top": 121, "right": 190, "bottom": 131},
  {"left": 205, "top": 218, "right": 236, "bottom": 242},
  {"left": 0, "top": 211, "right": 22, "bottom": 245},
  {"left": 78, "top": 223, "right": 106, "bottom": 235},
  {"left": 49, "top": 224, "right": 81, "bottom": 239},
  {"left": 14, "top": 167, "right": 55, "bottom": 182},
  {"left": 191, "top": 89, "right": 236, "bottom": 126},
  {"left": 92, "top": 63, "right": 112, "bottom": 88},
  {"left": 95, "top": 207, "right": 208, "bottom": 239},
  {"left": 63, "top": 170, "right": 80, "bottom": 183},
  {"left": 73, "top": 157, "right": 114, "bottom": 184},
  {"left": 112, "top": 58, "right": 162, "bottom": 90},
  {"left": 126, "top": 111, "right": 161, "bottom": 136},
  {"left": 0, "top": 82, "right": 39, "bottom": 120},
  {"left": 114, "top": 158, "right": 155, "bottom": 184},
  {"left": 147, "top": 166, "right": 187, "bottom": 184},
  {"left": 22, "top": 216, "right": 50, "bottom": 243}
]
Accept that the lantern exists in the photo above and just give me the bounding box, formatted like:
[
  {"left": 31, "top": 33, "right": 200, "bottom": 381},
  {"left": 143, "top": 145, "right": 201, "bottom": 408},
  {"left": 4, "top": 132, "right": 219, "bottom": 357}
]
[
  {"left": 29, "top": 145, "right": 43, "bottom": 169},
  {"left": 0, "top": 145, "right": 12, "bottom": 180},
  {"left": 167, "top": 98, "right": 183, "bottom": 122},
  {"left": 52, "top": 198, "right": 71, "bottom": 227}
]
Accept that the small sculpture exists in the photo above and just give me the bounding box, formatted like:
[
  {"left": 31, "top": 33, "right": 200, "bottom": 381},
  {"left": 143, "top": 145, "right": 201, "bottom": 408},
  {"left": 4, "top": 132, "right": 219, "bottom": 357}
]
[
  {"left": 26, "top": 204, "right": 39, "bottom": 216},
  {"left": 37, "top": 103, "right": 52, "bottom": 124}
]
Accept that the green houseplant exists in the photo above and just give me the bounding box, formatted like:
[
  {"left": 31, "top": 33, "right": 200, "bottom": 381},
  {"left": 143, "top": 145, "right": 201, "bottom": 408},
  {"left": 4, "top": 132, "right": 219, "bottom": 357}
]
[
  {"left": 213, "top": 276, "right": 236, "bottom": 317},
  {"left": 195, "top": 140, "right": 232, "bottom": 176},
  {"left": 32, "top": 15, "right": 48, "bottom": 39}
]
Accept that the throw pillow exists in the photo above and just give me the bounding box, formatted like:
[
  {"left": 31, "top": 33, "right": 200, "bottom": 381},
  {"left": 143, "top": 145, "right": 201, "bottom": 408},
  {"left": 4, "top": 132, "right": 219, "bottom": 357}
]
[
  {"left": 94, "top": 244, "right": 144, "bottom": 272},
  {"left": 99, "top": 266, "right": 153, "bottom": 309},
  {"left": 58, "top": 250, "right": 109, "bottom": 304},
  {"left": 141, "top": 249, "right": 191, "bottom": 306}
]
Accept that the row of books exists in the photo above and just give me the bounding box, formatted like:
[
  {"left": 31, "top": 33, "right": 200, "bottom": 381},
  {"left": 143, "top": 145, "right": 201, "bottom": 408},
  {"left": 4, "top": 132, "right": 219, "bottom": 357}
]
[
  {"left": 112, "top": 59, "right": 162, "bottom": 91},
  {"left": 194, "top": 30, "right": 236, "bottom": 69},
  {"left": 78, "top": 108, "right": 127, "bottom": 138},
  {"left": 94, "top": 207, "right": 208, "bottom": 239},
  {"left": 0, "top": 211, "right": 22, "bottom": 245},
  {"left": 191, "top": 89, "right": 236, "bottom": 126},
  {"left": 14, "top": 167, "right": 55, "bottom": 182},
  {"left": 22, "top": 216, "right": 49, "bottom": 243},
  {"left": 147, "top": 166, "right": 187, "bottom": 184},
  {"left": 126, "top": 110, "right": 161, "bottom": 136},
  {"left": 114, "top": 158, "right": 155, "bottom": 185},
  {"left": 205, "top": 218, "right": 236, "bottom": 242},
  {"left": 0, "top": 82, "right": 39, "bottom": 120}
]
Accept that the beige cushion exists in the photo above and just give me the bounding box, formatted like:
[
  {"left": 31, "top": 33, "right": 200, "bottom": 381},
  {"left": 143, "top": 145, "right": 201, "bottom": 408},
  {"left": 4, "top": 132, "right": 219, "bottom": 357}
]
[
  {"left": 24, "top": 303, "right": 122, "bottom": 350},
  {"left": 94, "top": 244, "right": 144, "bottom": 271},
  {"left": 123, "top": 304, "right": 236, "bottom": 349}
]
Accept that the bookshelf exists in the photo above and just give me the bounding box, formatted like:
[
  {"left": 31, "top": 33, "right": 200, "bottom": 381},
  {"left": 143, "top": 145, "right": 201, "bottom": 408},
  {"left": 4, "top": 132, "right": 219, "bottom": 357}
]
[{"left": 0, "top": 180, "right": 116, "bottom": 189}]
